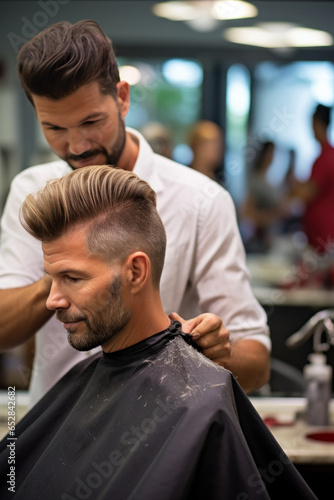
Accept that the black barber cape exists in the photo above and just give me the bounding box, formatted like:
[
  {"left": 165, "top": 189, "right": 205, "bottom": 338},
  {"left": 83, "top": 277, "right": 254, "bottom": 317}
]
[{"left": 0, "top": 322, "right": 316, "bottom": 500}]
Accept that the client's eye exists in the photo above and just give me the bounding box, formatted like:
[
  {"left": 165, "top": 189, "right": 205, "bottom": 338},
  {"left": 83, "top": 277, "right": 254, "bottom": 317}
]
[{"left": 65, "top": 276, "right": 80, "bottom": 283}]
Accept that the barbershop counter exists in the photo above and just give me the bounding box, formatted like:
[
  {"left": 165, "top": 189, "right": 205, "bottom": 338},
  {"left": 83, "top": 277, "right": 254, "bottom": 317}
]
[
  {"left": 250, "top": 397, "right": 334, "bottom": 464},
  {"left": 247, "top": 251, "right": 334, "bottom": 308}
]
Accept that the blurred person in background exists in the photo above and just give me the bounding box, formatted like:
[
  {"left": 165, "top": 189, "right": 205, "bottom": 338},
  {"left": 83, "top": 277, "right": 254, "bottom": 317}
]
[
  {"left": 286, "top": 104, "right": 334, "bottom": 288},
  {"left": 140, "top": 121, "right": 173, "bottom": 159},
  {"left": 290, "top": 104, "right": 334, "bottom": 255},
  {"left": 188, "top": 120, "right": 224, "bottom": 181},
  {"left": 240, "top": 141, "right": 290, "bottom": 253}
]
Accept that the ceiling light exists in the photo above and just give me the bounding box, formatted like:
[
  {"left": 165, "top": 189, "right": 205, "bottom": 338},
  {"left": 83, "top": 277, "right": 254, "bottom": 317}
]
[
  {"left": 224, "top": 24, "right": 333, "bottom": 48},
  {"left": 186, "top": 16, "right": 220, "bottom": 32},
  {"left": 152, "top": 1, "right": 258, "bottom": 32},
  {"left": 224, "top": 27, "right": 287, "bottom": 48},
  {"left": 152, "top": 1, "right": 201, "bottom": 21},
  {"left": 259, "top": 22, "right": 294, "bottom": 34},
  {"left": 211, "top": 0, "right": 258, "bottom": 20},
  {"left": 286, "top": 27, "right": 333, "bottom": 47},
  {"left": 119, "top": 66, "right": 141, "bottom": 85}
]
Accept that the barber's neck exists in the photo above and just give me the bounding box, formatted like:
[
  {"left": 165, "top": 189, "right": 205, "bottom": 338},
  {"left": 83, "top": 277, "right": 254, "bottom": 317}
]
[{"left": 116, "top": 131, "right": 140, "bottom": 172}]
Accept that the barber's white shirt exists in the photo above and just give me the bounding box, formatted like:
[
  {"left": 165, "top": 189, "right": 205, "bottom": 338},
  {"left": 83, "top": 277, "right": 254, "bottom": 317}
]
[{"left": 0, "top": 128, "right": 270, "bottom": 406}]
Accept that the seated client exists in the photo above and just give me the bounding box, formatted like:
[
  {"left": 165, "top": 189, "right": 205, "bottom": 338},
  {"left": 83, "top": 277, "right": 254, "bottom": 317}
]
[{"left": 0, "top": 165, "right": 316, "bottom": 500}]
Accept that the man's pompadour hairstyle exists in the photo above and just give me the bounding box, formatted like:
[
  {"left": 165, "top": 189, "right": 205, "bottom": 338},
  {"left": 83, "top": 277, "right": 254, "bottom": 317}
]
[{"left": 20, "top": 165, "right": 166, "bottom": 287}]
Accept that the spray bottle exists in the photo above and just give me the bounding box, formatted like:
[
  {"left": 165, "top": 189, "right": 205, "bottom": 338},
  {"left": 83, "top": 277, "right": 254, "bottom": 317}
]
[{"left": 303, "top": 353, "right": 332, "bottom": 426}]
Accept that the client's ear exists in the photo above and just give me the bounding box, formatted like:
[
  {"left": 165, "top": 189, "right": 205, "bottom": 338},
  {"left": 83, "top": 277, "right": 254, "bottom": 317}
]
[{"left": 123, "top": 252, "right": 150, "bottom": 294}]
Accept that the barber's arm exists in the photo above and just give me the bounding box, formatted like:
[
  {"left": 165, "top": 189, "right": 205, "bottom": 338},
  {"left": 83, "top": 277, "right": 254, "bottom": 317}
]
[
  {"left": 0, "top": 277, "right": 53, "bottom": 349},
  {"left": 0, "top": 172, "right": 54, "bottom": 349},
  {"left": 177, "top": 183, "right": 271, "bottom": 393}
]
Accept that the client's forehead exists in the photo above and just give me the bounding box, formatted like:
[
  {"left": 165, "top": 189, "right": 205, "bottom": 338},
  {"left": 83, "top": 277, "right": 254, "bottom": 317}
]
[{"left": 42, "top": 224, "right": 107, "bottom": 276}]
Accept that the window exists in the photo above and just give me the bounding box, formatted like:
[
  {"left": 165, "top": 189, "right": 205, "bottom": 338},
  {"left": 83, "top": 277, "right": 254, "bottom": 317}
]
[
  {"left": 118, "top": 57, "right": 203, "bottom": 163},
  {"left": 251, "top": 61, "right": 334, "bottom": 182},
  {"left": 225, "top": 64, "right": 251, "bottom": 204}
]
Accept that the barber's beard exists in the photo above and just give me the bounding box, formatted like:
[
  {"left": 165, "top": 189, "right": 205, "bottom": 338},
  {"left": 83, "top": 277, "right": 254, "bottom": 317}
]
[
  {"left": 65, "top": 111, "right": 126, "bottom": 169},
  {"left": 61, "top": 274, "right": 131, "bottom": 352}
]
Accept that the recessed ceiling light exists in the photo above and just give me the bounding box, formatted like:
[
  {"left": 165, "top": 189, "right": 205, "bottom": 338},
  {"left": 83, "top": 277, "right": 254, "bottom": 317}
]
[
  {"left": 259, "top": 22, "right": 295, "bottom": 34},
  {"left": 186, "top": 16, "right": 220, "bottom": 32},
  {"left": 211, "top": 0, "right": 258, "bottom": 20},
  {"left": 119, "top": 66, "right": 141, "bottom": 85},
  {"left": 224, "top": 24, "right": 333, "bottom": 48},
  {"left": 152, "top": 1, "right": 201, "bottom": 21},
  {"left": 286, "top": 27, "right": 333, "bottom": 47},
  {"left": 152, "top": 1, "right": 258, "bottom": 23}
]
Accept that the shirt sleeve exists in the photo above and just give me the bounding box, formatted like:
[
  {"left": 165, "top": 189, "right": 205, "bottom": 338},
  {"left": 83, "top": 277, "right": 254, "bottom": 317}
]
[
  {"left": 0, "top": 164, "right": 69, "bottom": 288},
  {"left": 0, "top": 173, "right": 45, "bottom": 288},
  {"left": 191, "top": 185, "right": 271, "bottom": 350}
]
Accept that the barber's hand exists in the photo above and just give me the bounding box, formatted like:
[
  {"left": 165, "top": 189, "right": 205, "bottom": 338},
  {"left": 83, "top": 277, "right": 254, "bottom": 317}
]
[{"left": 169, "top": 312, "right": 231, "bottom": 368}]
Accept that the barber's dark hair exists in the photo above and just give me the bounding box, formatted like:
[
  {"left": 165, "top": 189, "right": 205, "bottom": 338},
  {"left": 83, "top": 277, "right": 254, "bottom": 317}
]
[
  {"left": 17, "top": 20, "right": 120, "bottom": 104},
  {"left": 20, "top": 165, "right": 166, "bottom": 288}
]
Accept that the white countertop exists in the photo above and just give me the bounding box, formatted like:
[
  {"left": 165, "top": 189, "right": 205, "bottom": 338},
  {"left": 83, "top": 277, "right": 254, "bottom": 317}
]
[
  {"left": 250, "top": 397, "right": 334, "bottom": 463},
  {"left": 252, "top": 286, "right": 334, "bottom": 307},
  {"left": 246, "top": 247, "right": 334, "bottom": 307}
]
